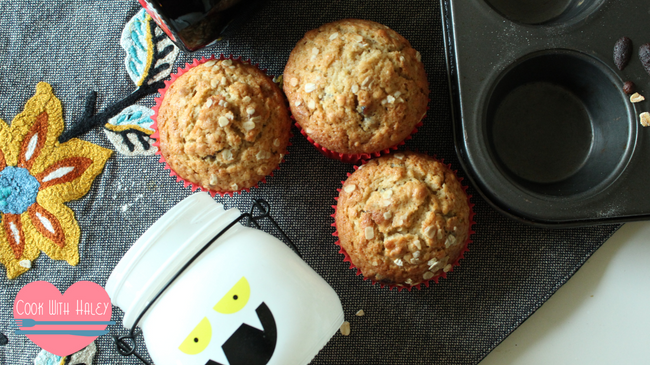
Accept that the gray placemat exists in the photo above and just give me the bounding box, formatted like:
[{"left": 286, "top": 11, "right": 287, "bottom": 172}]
[{"left": 0, "top": 1, "right": 620, "bottom": 364}]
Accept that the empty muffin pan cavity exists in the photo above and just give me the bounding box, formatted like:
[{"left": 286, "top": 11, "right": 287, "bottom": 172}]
[
  {"left": 484, "top": 0, "right": 605, "bottom": 26},
  {"left": 442, "top": 0, "right": 650, "bottom": 226},
  {"left": 486, "top": 51, "right": 633, "bottom": 197}
]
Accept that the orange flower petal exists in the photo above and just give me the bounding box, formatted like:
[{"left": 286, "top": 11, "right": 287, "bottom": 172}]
[
  {"left": 27, "top": 203, "right": 65, "bottom": 248},
  {"left": 18, "top": 112, "right": 49, "bottom": 171},
  {"left": 3, "top": 213, "right": 25, "bottom": 259}
]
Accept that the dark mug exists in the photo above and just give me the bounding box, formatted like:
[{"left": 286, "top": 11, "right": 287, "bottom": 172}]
[{"left": 138, "top": 0, "right": 267, "bottom": 52}]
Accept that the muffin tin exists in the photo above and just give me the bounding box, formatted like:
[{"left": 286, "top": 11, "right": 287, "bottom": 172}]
[{"left": 441, "top": 0, "right": 650, "bottom": 227}]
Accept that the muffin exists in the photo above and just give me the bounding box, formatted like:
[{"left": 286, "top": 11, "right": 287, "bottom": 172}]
[
  {"left": 154, "top": 57, "right": 291, "bottom": 193},
  {"left": 335, "top": 152, "right": 471, "bottom": 287},
  {"left": 283, "top": 19, "right": 429, "bottom": 157}
]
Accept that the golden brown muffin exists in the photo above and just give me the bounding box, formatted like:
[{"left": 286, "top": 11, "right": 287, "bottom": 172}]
[
  {"left": 335, "top": 152, "right": 470, "bottom": 286},
  {"left": 283, "top": 19, "right": 429, "bottom": 155},
  {"left": 156, "top": 58, "right": 291, "bottom": 192}
]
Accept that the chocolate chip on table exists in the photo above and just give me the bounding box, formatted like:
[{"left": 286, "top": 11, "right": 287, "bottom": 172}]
[
  {"left": 623, "top": 81, "right": 636, "bottom": 95},
  {"left": 639, "top": 43, "right": 650, "bottom": 76},
  {"left": 614, "top": 37, "right": 633, "bottom": 71}
]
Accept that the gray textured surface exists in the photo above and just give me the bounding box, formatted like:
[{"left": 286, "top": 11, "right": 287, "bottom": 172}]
[{"left": 0, "top": 1, "right": 620, "bottom": 364}]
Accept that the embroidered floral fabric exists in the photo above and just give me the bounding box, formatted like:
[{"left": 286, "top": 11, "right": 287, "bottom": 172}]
[{"left": 0, "top": 1, "right": 620, "bottom": 364}]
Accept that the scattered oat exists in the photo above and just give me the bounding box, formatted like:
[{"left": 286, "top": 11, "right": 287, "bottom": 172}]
[
  {"left": 424, "top": 226, "right": 435, "bottom": 238},
  {"left": 243, "top": 121, "right": 256, "bottom": 131},
  {"left": 383, "top": 212, "right": 392, "bottom": 220},
  {"left": 294, "top": 100, "right": 302, "bottom": 106},
  {"left": 428, "top": 258, "right": 438, "bottom": 270},
  {"left": 405, "top": 278, "right": 414, "bottom": 285},
  {"left": 222, "top": 59, "right": 233, "bottom": 67},
  {"left": 394, "top": 91, "right": 402, "bottom": 98},
  {"left": 640, "top": 112, "right": 650, "bottom": 127},
  {"left": 242, "top": 96, "right": 251, "bottom": 103},
  {"left": 630, "top": 93, "right": 645, "bottom": 103},
  {"left": 413, "top": 239, "right": 421, "bottom": 250},
  {"left": 351, "top": 84, "right": 359, "bottom": 94},
  {"left": 443, "top": 264, "right": 453, "bottom": 273},
  {"left": 19, "top": 260, "right": 31, "bottom": 269},
  {"left": 305, "top": 83, "right": 317, "bottom": 93},
  {"left": 445, "top": 235, "right": 457, "bottom": 248},
  {"left": 218, "top": 116, "right": 230, "bottom": 127},
  {"left": 274, "top": 138, "right": 281, "bottom": 147},
  {"left": 386, "top": 95, "right": 395, "bottom": 104},
  {"left": 305, "top": 128, "right": 313, "bottom": 134},
  {"left": 256, "top": 151, "right": 270, "bottom": 160},
  {"left": 205, "top": 60, "right": 216, "bottom": 67},
  {"left": 308, "top": 100, "right": 316, "bottom": 109},
  {"left": 209, "top": 174, "right": 218, "bottom": 185},
  {"left": 361, "top": 76, "right": 371, "bottom": 87},
  {"left": 423, "top": 271, "right": 434, "bottom": 280},
  {"left": 354, "top": 34, "right": 364, "bottom": 42},
  {"left": 226, "top": 112, "right": 234, "bottom": 120},
  {"left": 229, "top": 65, "right": 235, "bottom": 69},
  {"left": 231, "top": 183, "right": 239, "bottom": 191},
  {"left": 394, "top": 258, "right": 404, "bottom": 267},
  {"left": 221, "top": 76, "right": 227, "bottom": 85},
  {"left": 211, "top": 79, "right": 218, "bottom": 88},
  {"left": 382, "top": 190, "right": 393, "bottom": 198},
  {"left": 246, "top": 107, "right": 256, "bottom": 115},
  {"left": 222, "top": 149, "right": 233, "bottom": 161},
  {"left": 394, "top": 153, "right": 404, "bottom": 160},
  {"left": 364, "top": 227, "right": 374, "bottom": 240},
  {"left": 355, "top": 310, "right": 365, "bottom": 317},
  {"left": 344, "top": 184, "right": 356, "bottom": 193},
  {"left": 413, "top": 251, "right": 421, "bottom": 259},
  {"left": 340, "top": 321, "right": 351, "bottom": 336},
  {"left": 329, "top": 32, "right": 339, "bottom": 40},
  {"left": 205, "top": 98, "right": 213, "bottom": 108},
  {"left": 312, "top": 47, "right": 319, "bottom": 55},
  {"left": 290, "top": 77, "right": 298, "bottom": 87}
]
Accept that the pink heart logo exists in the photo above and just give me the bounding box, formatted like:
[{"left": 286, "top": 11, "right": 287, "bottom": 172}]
[{"left": 13, "top": 281, "right": 112, "bottom": 356}]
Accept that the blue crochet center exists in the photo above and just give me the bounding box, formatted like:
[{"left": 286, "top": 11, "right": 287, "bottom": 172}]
[{"left": 0, "top": 166, "right": 40, "bottom": 215}]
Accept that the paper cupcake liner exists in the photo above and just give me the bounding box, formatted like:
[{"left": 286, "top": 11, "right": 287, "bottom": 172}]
[
  {"left": 151, "top": 55, "right": 292, "bottom": 197},
  {"left": 330, "top": 152, "right": 476, "bottom": 291}
]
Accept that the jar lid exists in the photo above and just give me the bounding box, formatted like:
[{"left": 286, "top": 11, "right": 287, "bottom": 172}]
[{"left": 106, "top": 192, "right": 241, "bottom": 329}]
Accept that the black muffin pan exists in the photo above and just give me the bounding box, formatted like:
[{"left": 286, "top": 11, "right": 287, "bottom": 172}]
[{"left": 441, "top": 0, "right": 650, "bottom": 227}]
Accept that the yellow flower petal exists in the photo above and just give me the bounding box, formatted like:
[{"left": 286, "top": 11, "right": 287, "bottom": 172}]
[
  {"left": 6, "top": 82, "right": 64, "bottom": 168},
  {"left": 0, "top": 213, "right": 40, "bottom": 279},
  {"left": 36, "top": 138, "right": 112, "bottom": 204}
]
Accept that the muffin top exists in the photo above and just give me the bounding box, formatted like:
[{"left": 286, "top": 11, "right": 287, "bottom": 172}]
[
  {"left": 335, "top": 152, "right": 470, "bottom": 286},
  {"left": 156, "top": 58, "right": 291, "bottom": 192},
  {"left": 283, "top": 19, "right": 429, "bottom": 155}
]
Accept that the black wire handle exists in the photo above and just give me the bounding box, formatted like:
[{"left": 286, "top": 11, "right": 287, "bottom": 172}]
[{"left": 113, "top": 199, "right": 298, "bottom": 364}]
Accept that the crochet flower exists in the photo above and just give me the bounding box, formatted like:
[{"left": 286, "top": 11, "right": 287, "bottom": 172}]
[{"left": 0, "top": 83, "right": 112, "bottom": 279}]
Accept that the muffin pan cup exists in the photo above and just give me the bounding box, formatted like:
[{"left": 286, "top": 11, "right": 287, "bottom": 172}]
[
  {"left": 150, "top": 55, "right": 291, "bottom": 197},
  {"left": 441, "top": 0, "right": 650, "bottom": 227},
  {"left": 330, "top": 155, "right": 476, "bottom": 291}
]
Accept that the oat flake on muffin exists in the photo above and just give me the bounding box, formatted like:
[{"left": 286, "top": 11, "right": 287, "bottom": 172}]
[
  {"left": 335, "top": 152, "right": 471, "bottom": 286},
  {"left": 155, "top": 57, "right": 291, "bottom": 193},
  {"left": 283, "top": 19, "right": 430, "bottom": 155}
]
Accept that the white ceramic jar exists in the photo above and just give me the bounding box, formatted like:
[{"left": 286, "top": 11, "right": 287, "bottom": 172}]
[{"left": 106, "top": 192, "right": 344, "bottom": 365}]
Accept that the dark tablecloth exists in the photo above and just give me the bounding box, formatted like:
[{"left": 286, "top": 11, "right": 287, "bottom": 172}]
[{"left": 0, "top": 1, "right": 620, "bottom": 364}]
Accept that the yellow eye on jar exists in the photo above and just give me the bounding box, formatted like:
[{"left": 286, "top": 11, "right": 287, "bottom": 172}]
[
  {"left": 179, "top": 317, "right": 212, "bottom": 355},
  {"left": 213, "top": 277, "right": 250, "bottom": 314}
]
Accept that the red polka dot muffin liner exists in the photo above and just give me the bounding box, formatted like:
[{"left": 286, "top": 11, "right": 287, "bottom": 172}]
[
  {"left": 150, "top": 55, "right": 292, "bottom": 197},
  {"left": 330, "top": 153, "right": 476, "bottom": 291}
]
